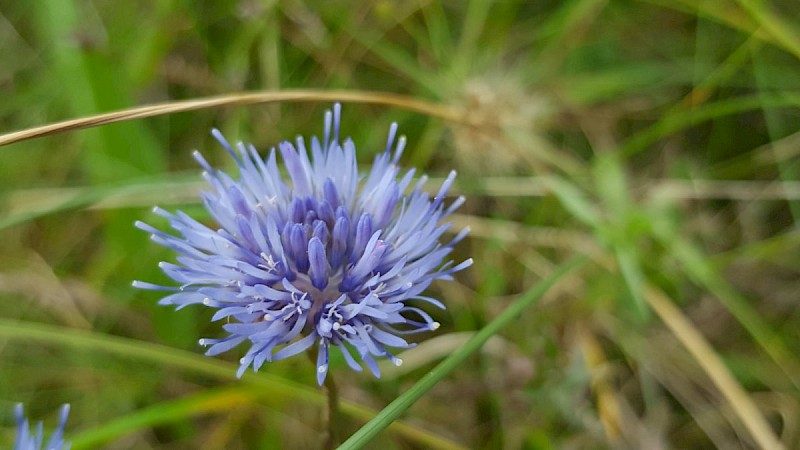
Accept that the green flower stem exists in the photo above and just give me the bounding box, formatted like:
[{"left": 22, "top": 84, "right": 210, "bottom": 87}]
[
  {"left": 307, "top": 347, "right": 342, "bottom": 449},
  {"left": 324, "top": 372, "right": 341, "bottom": 449},
  {"left": 339, "top": 256, "right": 586, "bottom": 449}
]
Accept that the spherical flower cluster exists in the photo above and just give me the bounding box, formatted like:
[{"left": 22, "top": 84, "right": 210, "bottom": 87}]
[
  {"left": 13, "top": 404, "right": 70, "bottom": 450},
  {"left": 134, "top": 104, "right": 471, "bottom": 384}
]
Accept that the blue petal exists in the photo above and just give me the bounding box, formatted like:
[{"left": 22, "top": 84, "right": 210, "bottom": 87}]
[{"left": 308, "top": 237, "right": 329, "bottom": 290}]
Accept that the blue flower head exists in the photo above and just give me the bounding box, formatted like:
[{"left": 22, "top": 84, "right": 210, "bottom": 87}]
[
  {"left": 135, "top": 104, "right": 471, "bottom": 384},
  {"left": 13, "top": 404, "right": 70, "bottom": 450}
]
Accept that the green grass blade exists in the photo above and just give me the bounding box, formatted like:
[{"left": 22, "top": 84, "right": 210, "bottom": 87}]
[
  {"left": 0, "top": 319, "right": 464, "bottom": 449},
  {"left": 67, "top": 383, "right": 463, "bottom": 450},
  {"left": 0, "top": 175, "right": 200, "bottom": 230},
  {"left": 452, "top": 0, "right": 494, "bottom": 76},
  {"left": 735, "top": 0, "right": 800, "bottom": 61},
  {"left": 751, "top": 48, "right": 800, "bottom": 223},
  {"left": 614, "top": 243, "right": 649, "bottom": 320},
  {"left": 70, "top": 386, "right": 257, "bottom": 449},
  {"left": 541, "top": 176, "right": 601, "bottom": 227},
  {"left": 420, "top": 1, "right": 454, "bottom": 64},
  {"left": 536, "top": 0, "right": 608, "bottom": 77},
  {"left": 339, "top": 256, "right": 586, "bottom": 449},
  {"left": 620, "top": 93, "right": 800, "bottom": 156}
]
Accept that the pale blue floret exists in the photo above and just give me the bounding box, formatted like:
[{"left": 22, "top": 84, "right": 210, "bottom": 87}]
[
  {"left": 134, "top": 104, "right": 472, "bottom": 384},
  {"left": 13, "top": 404, "right": 70, "bottom": 450}
]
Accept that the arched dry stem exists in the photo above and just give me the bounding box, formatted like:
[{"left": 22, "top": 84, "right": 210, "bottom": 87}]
[{"left": 0, "top": 90, "right": 466, "bottom": 147}]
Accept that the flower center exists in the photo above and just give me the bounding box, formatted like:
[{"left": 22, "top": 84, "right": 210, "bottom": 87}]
[{"left": 290, "top": 271, "right": 346, "bottom": 320}]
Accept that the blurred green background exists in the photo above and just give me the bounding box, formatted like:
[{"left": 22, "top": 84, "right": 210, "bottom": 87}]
[{"left": 1, "top": 0, "right": 799, "bottom": 448}]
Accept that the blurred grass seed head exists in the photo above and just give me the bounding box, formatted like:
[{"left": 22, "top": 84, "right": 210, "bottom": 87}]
[{"left": 454, "top": 75, "right": 554, "bottom": 173}]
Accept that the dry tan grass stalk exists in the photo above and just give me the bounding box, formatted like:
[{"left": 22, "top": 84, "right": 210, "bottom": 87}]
[
  {"left": 645, "top": 284, "right": 785, "bottom": 450},
  {"left": 0, "top": 90, "right": 465, "bottom": 147},
  {"left": 580, "top": 329, "right": 625, "bottom": 443}
]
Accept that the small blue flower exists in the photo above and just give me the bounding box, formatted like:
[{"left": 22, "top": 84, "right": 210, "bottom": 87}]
[
  {"left": 135, "top": 104, "right": 471, "bottom": 384},
  {"left": 13, "top": 404, "right": 70, "bottom": 450}
]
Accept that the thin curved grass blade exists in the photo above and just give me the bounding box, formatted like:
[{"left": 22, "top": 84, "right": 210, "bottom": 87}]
[{"left": 0, "top": 90, "right": 464, "bottom": 147}]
